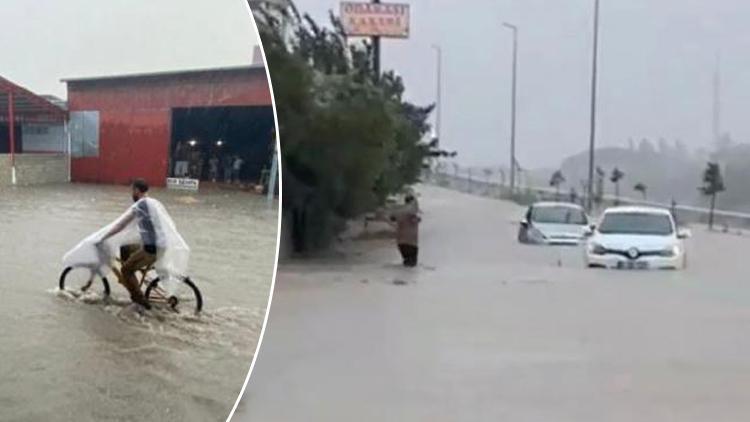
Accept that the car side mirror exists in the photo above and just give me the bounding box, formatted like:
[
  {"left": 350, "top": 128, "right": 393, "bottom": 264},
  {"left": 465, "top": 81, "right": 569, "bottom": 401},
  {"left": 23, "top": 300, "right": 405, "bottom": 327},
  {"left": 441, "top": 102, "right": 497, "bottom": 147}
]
[
  {"left": 677, "top": 228, "right": 692, "bottom": 239},
  {"left": 520, "top": 219, "right": 529, "bottom": 228}
]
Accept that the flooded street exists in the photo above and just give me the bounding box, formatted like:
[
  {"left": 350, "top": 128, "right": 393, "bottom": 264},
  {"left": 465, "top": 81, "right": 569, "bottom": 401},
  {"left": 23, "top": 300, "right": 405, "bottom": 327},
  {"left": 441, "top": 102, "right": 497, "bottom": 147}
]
[
  {"left": 238, "top": 184, "right": 750, "bottom": 421},
  {"left": 0, "top": 183, "right": 277, "bottom": 421}
]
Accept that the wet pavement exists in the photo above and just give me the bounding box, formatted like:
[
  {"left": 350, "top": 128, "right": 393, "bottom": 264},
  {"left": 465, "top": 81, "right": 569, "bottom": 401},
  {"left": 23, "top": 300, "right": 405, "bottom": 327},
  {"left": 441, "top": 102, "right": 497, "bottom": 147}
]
[
  {"left": 0, "top": 183, "right": 277, "bottom": 421},
  {"left": 236, "top": 184, "right": 750, "bottom": 421}
]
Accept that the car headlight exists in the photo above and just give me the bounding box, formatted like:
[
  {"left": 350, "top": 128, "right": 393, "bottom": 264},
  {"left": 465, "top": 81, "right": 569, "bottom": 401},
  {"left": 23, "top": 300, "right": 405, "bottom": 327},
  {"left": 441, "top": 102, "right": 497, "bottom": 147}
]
[
  {"left": 588, "top": 242, "right": 606, "bottom": 255},
  {"left": 659, "top": 245, "right": 680, "bottom": 257}
]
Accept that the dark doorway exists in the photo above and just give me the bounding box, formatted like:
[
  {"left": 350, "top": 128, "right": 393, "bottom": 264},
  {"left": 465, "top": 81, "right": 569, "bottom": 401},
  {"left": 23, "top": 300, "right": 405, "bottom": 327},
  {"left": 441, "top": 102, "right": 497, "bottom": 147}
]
[
  {"left": 169, "top": 106, "right": 274, "bottom": 184},
  {"left": 0, "top": 123, "right": 23, "bottom": 154}
]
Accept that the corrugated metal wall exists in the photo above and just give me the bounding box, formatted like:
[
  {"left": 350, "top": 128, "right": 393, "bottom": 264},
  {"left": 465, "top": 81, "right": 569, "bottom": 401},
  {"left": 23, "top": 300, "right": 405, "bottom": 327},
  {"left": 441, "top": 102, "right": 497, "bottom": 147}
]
[{"left": 67, "top": 68, "right": 272, "bottom": 187}]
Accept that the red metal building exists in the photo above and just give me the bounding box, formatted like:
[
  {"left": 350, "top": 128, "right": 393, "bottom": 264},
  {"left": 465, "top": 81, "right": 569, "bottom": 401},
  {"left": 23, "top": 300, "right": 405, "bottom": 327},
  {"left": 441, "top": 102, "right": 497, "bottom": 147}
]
[
  {"left": 64, "top": 65, "right": 274, "bottom": 187},
  {"left": 1, "top": 76, "right": 68, "bottom": 184}
]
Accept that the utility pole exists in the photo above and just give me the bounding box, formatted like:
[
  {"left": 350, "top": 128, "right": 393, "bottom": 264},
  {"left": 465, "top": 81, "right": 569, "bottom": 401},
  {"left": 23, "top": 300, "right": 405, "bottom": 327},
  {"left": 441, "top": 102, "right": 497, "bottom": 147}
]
[
  {"left": 432, "top": 44, "right": 442, "bottom": 146},
  {"left": 712, "top": 51, "right": 721, "bottom": 145},
  {"left": 372, "top": 0, "right": 381, "bottom": 76},
  {"left": 585, "top": 0, "right": 600, "bottom": 212},
  {"left": 7, "top": 91, "right": 16, "bottom": 185},
  {"left": 502, "top": 22, "right": 518, "bottom": 193},
  {"left": 267, "top": 139, "right": 278, "bottom": 206}
]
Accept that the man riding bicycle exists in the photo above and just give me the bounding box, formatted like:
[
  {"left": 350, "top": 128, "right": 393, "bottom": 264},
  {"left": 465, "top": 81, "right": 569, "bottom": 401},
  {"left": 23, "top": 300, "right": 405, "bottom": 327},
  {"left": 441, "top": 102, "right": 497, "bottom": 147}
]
[{"left": 96, "top": 178, "right": 163, "bottom": 309}]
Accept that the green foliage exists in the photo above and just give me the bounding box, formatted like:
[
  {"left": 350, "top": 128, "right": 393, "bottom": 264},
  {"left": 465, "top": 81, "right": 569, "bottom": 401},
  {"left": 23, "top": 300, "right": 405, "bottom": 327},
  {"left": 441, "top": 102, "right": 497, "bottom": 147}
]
[
  {"left": 549, "top": 170, "right": 565, "bottom": 188},
  {"left": 633, "top": 182, "right": 647, "bottom": 199},
  {"left": 610, "top": 167, "right": 625, "bottom": 184},
  {"left": 699, "top": 162, "right": 725, "bottom": 229},
  {"left": 255, "top": 3, "right": 439, "bottom": 251},
  {"left": 549, "top": 170, "right": 565, "bottom": 200},
  {"left": 699, "top": 162, "right": 725, "bottom": 196}
]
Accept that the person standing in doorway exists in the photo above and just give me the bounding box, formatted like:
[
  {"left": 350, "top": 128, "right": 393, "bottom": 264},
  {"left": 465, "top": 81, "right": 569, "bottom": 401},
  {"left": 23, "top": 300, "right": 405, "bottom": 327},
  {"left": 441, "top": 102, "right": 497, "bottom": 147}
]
[
  {"left": 174, "top": 141, "right": 189, "bottom": 177},
  {"left": 209, "top": 155, "right": 220, "bottom": 182},
  {"left": 390, "top": 194, "right": 421, "bottom": 267},
  {"left": 232, "top": 155, "right": 244, "bottom": 185},
  {"left": 223, "top": 155, "right": 234, "bottom": 183}
]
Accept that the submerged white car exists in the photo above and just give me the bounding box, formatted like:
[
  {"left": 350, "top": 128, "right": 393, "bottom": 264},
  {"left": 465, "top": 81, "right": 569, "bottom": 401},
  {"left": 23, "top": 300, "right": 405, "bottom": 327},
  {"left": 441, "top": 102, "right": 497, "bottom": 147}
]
[
  {"left": 518, "top": 202, "right": 590, "bottom": 246},
  {"left": 585, "top": 206, "right": 690, "bottom": 270}
]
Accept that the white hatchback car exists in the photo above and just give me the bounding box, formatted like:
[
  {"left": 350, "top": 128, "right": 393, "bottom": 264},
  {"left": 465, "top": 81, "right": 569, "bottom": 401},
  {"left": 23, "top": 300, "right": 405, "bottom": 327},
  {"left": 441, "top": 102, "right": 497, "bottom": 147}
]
[
  {"left": 585, "top": 206, "right": 690, "bottom": 270},
  {"left": 518, "top": 202, "right": 591, "bottom": 246}
]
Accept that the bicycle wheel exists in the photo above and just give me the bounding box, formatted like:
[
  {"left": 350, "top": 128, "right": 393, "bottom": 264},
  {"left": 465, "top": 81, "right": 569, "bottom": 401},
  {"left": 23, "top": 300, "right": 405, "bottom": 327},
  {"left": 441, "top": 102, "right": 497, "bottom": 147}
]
[
  {"left": 144, "top": 276, "right": 203, "bottom": 314},
  {"left": 58, "top": 266, "right": 111, "bottom": 297}
]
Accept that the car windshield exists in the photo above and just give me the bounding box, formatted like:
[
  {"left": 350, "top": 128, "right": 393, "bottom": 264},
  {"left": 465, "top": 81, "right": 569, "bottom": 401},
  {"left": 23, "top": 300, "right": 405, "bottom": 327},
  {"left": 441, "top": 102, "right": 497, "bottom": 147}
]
[
  {"left": 530, "top": 206, "right": 587, "bottom": 225},
  {"left": 598, "top": 212, "right": 673, "bottom": 235}
]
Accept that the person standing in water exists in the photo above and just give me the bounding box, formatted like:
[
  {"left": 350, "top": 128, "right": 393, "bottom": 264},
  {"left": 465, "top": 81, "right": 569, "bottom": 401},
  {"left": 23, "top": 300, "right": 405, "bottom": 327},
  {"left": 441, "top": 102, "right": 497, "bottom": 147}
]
[{"left": 390, "top": 194, "right": 421, "bottom": 267}]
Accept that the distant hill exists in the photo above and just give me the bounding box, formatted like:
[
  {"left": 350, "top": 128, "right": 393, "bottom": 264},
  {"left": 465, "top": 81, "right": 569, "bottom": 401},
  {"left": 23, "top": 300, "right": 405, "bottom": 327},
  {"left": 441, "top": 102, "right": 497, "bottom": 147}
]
[
  {"left": 559, "top": 140, "right": 702, "bottom": 207},
  {"left": 554, "top": 139, "right": 750, "bottom": 212}
]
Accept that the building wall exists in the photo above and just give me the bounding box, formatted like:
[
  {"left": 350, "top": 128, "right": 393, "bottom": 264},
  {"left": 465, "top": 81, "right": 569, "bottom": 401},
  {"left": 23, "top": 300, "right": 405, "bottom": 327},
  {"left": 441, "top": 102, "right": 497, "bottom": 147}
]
[
  {"left": 0, "top": 154, "right": 69, "bottom": 185},
  {"left": 67, "top": 68, "right": 272, "bottom": 187},
  {"left": 22, "top": 123, "right": 67, "bottom": 153}
]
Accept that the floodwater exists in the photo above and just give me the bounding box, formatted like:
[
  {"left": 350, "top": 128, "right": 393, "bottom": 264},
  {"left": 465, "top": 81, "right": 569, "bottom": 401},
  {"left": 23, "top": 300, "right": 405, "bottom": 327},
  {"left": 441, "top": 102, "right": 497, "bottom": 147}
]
[
  {"left": 0, "top": 183, "right": 277, "bottom": 421},
  {"left": 237, "top": 184, "right": 750, "bottom": 422}
]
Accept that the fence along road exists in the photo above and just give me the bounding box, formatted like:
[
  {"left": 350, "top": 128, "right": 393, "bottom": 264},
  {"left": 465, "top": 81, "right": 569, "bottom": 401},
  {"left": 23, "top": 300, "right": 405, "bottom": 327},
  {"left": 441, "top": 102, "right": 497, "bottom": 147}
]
[{"left": 429, "top": 170, "right": 750, "bottom": 229}]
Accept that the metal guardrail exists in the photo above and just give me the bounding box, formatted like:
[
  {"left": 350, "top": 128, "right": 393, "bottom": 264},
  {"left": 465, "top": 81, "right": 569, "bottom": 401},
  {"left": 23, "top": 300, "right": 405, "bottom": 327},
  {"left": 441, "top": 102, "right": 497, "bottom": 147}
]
[{"left": 426, "top": 171, "right": 750, "bottom": 230}]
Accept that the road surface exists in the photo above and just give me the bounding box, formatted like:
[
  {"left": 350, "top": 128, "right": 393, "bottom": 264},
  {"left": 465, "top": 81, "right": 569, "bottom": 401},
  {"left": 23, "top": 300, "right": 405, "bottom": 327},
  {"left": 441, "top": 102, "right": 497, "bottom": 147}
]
[{"left": 236, "top": 184, "right": 750, "bottom": 421}]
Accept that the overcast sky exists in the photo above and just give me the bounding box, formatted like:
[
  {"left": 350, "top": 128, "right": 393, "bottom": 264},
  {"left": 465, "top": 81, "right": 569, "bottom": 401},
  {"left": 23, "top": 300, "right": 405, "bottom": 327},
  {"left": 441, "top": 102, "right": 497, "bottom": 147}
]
[
  {"left": 293, "top": 0, "right": 750, "bottom": 168},
  {"left": 0, "top": 0, "right": 257, "bottom": 99}
]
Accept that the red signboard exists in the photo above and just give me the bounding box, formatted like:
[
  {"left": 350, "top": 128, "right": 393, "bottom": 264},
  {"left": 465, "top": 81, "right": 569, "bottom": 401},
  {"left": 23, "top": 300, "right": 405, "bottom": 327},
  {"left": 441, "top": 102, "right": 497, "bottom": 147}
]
[{"left": 340, "top": 2, "right": 410, "bottom": 38}]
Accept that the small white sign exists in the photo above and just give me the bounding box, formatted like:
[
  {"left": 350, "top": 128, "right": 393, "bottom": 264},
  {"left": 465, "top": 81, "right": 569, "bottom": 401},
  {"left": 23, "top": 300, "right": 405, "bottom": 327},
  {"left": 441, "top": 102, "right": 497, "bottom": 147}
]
[{"left": 166, "top": 177, "right": 200, "bottom": 191}]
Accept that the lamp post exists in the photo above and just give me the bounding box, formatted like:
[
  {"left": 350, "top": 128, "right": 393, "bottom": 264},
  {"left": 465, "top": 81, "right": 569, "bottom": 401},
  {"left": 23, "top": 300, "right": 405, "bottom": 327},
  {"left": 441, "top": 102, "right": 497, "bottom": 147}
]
[
  {"left": 372, "top": 0, "right": 381, "bottom": 76},
  {"left": 502, "top": 22, "right": 518, "bottom": 194},
  {"left": 432, "top": 44, "right": 443, "bottom": 147},
  {"left": 585, "top": 0, "right": 601, "bottom": 212}
]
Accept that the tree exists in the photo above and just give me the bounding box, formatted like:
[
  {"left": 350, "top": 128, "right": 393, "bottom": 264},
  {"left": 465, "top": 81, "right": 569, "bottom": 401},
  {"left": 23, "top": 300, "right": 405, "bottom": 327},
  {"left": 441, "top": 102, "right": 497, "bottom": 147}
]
[
  {"left": 254, "top": 3, "right": 445, "bottom": 251},
  {"left": 549, "top": 170, "right": 566, "bottom": 200},
  {"left": 610, "top": 167, "right": 625, "bottom": 205},
  {"left": 633, "top": 182, "right": 647, "bottom": 200},
  {"left": 699, "top": 162, "right": 726, "bottom": 230}
]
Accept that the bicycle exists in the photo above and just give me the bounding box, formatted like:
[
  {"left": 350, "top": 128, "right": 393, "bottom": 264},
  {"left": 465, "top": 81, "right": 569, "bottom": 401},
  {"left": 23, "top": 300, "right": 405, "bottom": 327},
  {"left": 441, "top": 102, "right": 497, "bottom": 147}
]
[{"left": 58, "top": 245, "right": 203, "bottom": 314}]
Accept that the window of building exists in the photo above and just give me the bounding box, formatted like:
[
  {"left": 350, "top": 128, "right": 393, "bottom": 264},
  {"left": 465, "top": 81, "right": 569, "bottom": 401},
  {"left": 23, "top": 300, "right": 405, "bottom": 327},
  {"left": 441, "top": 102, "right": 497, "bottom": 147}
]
[{"left": 70, "top": 111, "right": 100, "bottom": 157}]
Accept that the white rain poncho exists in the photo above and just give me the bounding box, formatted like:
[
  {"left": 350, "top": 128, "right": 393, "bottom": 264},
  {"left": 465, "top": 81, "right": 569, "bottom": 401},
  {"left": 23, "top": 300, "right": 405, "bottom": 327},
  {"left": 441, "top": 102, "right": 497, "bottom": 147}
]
[{"left": 62, "top": 198, "right": 190, "bottom": 292}]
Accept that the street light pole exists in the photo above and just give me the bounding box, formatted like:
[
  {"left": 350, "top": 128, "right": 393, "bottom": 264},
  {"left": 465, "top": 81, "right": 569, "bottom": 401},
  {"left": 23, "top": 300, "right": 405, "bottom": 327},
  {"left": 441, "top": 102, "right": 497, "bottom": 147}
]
[
  {"left": 432, "top": 44, "right": 442, "bottom": 146},
  {"left": 267, "top": 143, "right": 278, "bottom": 206},
  {"left": 372, "top": 0, "right": 381, "bottom": 76},
  {"left": 586, "top": 0, "right": 600, "bottom": 212},
  {"left": 502, "top": 22, "right": 518, "bottom": 194}
]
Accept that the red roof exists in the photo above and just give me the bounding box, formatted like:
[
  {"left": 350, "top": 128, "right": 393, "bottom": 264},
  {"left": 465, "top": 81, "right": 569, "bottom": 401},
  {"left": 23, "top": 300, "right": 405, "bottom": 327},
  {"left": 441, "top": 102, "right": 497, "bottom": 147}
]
[
  {"left": 61, "top": 64, "right": 265, "bottom": 84},
  {"left": 0, "top": 76, "right": 67, "bottom": 123}
]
